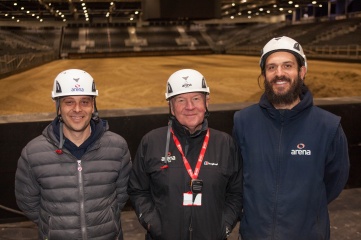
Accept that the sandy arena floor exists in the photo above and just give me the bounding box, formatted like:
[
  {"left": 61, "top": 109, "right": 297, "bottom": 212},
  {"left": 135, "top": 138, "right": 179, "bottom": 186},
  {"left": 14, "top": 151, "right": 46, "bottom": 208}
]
[{"left": 0, "top": 54, "right": 361, "bottom": 116}]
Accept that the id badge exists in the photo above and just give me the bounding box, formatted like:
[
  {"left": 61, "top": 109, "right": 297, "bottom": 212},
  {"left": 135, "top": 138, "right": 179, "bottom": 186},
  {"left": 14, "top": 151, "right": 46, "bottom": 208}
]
[{"left": 183, "top": 192, "right": 202, "bottom": 206}]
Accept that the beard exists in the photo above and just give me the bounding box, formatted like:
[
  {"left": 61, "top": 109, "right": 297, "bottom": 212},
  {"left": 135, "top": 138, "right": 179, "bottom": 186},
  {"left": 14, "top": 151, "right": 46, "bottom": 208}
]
[{"left": 264, "top": 74, "right": 303, "bottom": 106}]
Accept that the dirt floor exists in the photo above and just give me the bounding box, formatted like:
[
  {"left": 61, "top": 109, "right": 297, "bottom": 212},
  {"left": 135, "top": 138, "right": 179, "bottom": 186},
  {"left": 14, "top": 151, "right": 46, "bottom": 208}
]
[{"left": 1, "top": 54, "right": 361, "bottom": 116}]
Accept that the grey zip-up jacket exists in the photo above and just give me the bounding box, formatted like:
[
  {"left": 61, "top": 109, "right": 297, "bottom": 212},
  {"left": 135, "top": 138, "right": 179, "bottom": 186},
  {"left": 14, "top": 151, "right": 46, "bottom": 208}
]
[{"left": 15, "top": 119, "right": 131, "bottom": 240}]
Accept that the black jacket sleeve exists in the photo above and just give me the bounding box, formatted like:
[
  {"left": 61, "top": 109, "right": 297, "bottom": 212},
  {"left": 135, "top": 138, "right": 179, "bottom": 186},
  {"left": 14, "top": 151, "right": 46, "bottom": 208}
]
[
  {"left": 222, "top": 137, "right": 243, "bottom": 234},
  {"left": 127, "top": 136, "right": 162, "bottom": 239}
]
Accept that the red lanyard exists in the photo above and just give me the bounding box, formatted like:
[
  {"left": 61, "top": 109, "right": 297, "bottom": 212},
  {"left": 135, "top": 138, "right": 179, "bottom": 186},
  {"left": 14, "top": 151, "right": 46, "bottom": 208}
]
[{"left": 170, "top": 128, "right": 210, "bottom": 179}]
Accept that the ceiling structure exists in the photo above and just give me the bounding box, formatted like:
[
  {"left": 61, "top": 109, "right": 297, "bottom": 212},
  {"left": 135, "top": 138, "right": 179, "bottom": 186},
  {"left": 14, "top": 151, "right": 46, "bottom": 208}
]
[{"left": 0, "top": 0, "right": 334, "bottom": 25}]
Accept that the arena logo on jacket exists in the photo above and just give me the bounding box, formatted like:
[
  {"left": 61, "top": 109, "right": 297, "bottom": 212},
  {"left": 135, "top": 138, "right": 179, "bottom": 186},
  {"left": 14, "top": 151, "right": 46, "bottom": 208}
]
[
  {"left": 161, "top": 152, "right": 176, "bottom": 163},
  {"left": 290, "top": 143, "right": 312, "bottom": 156}
]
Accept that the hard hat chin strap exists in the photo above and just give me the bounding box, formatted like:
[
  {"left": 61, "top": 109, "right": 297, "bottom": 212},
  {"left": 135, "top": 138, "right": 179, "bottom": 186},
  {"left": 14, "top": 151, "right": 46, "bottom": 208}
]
[
  {"left": 58, "top": 121, "right": 65, "bottom": 151},
  {"left": 92, "top": 98, "right": 99, "bottom": 123},
  {"left": 55, "top": 98, "right": 62, "bottom": 122},
  {"left": 54, "top": 98, "right": 64, "bottom": 154},
  {"left": 162, "top": 118, "right": 173, "bottom": 168}
]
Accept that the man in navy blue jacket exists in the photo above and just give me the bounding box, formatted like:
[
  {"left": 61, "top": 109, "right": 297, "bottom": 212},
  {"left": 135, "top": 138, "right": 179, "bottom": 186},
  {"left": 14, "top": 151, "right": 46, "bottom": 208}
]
[{"left": 233, "top": 36, "right": 350, "bottom": 240}]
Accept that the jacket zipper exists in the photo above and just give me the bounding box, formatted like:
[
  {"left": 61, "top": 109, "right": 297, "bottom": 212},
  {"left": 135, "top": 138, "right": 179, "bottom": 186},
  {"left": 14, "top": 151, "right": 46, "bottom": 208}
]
[
  {"left": 77, "top": 160, "right": 87, "bottom": 239},
  {"left": 271, "top": 122, "right": 284, "bottom": 239}
]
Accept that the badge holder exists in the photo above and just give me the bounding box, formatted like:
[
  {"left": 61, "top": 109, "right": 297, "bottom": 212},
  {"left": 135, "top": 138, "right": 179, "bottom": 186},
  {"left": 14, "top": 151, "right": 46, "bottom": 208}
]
[
  {"left": 191, "top": 179, "right": 203, "bottom": 206},
  {"left": 191, "top": 179, "right": 203, "bottom": 193},
  {"left": 183, "top": 179, "right": 203, "bottom": 206}
]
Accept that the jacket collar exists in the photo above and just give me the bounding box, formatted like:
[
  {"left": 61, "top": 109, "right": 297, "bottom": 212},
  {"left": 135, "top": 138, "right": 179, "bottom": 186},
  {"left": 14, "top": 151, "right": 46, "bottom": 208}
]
[
  {"left": 259, "top": 85, "right": 313, "bottom": 122},
  {"left": 45, "top": 118, "right": 108, "bottom": 156},
  {"left": 172, "top": 117, "right": 208, "bottom": 138}
]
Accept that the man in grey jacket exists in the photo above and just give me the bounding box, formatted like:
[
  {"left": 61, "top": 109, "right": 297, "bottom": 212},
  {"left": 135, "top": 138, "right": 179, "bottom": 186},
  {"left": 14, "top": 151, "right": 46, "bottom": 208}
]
[{"left": 15, "top": 69, "right": 132, "bottom": 240}]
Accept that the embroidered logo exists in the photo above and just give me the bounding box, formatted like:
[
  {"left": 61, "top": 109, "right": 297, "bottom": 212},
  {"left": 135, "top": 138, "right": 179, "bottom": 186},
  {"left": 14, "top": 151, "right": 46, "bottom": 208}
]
[
  {"left": 161, "top": 152, "right": 176, "bottom": 163},
  {"left": 291, "top": 143, "right": 311, "bottom": 156},
  {"left": 204, "top": 161, "right": 218, "bottom": 166}
]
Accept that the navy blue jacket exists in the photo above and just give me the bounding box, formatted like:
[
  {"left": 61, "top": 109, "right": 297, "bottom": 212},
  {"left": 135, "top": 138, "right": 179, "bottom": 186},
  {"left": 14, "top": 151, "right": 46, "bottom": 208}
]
[{"left": 233, "top": 87, "right": 349, "bottom": 240}]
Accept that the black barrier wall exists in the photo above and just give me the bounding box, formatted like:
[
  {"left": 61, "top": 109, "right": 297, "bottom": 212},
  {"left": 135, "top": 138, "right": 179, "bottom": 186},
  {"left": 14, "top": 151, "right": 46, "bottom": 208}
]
[{"left": 0, "top": 102, "right": 360, "bottom": 222}]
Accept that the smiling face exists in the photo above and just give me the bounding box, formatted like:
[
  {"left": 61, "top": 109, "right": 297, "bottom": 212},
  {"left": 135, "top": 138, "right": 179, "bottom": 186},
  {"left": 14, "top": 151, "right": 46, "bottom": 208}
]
[
  {"left": 59, "top": 95, "right": 94, "bottom": 137},
  {"left": 170, "top": 92, "right": 209, "bottom": 134},
  {"left": 263, "top": 51, "right": 307, "bottom": 109}
]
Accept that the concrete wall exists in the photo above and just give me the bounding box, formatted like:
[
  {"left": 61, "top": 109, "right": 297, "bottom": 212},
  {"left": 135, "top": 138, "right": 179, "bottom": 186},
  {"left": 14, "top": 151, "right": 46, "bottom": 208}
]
[{"left": 1, "top": 98, "right": 360, "bottom": 222}]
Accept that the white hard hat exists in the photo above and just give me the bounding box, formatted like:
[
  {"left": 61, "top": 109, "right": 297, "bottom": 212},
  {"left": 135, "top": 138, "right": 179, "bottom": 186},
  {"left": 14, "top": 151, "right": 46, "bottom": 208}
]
[
  {"left": 165, "top": 69, "right": 210, "bottom": 100},
  {"left": 51, "top": 69, "right": 98, "bottom": 99},
  {"left": 260, "top": 36, "right": 307, "bottom": 72}
]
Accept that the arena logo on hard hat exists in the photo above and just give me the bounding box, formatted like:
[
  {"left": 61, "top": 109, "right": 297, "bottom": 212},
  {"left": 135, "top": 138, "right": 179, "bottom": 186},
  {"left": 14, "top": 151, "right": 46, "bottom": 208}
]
[
  {"left": 182, "top": 76, "right": 192, "bottom": 88},
  {"left": 71, "top": 84, "right": 84, "bottom": 92}
]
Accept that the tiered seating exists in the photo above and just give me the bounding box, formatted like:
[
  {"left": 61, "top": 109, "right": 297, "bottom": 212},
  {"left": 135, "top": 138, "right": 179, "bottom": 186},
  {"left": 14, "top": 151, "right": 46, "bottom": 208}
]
[
  {"left": 225, "top": 17, "right": 361, "bottom": 60},
  {"left": 61, "top": 25, "right": 212, "bottom": 54}
]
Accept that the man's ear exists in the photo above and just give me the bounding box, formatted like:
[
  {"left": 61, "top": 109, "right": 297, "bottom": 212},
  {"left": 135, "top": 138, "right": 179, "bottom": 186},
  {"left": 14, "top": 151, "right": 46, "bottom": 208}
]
[{"left": 300, "top": 66, "right": 307, "bottom": 79}]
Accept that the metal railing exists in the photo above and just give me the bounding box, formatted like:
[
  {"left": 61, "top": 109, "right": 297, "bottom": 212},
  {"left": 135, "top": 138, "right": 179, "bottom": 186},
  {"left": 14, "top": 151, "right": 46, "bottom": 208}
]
[
  {"left": 0, "top": 51, "right": 57, "bottom": 79},
  {"left": 306, "top": 44, "right": 360, "bottom": 59},
  {"left": 226, "top": 44, "right": 361, "bottom": 60}
]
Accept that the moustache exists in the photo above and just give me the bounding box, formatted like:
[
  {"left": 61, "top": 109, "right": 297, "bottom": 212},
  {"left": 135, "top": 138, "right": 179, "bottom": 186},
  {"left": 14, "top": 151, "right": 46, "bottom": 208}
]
[{"left": 270, "top": 76, "right": 291, "bottom": 84}]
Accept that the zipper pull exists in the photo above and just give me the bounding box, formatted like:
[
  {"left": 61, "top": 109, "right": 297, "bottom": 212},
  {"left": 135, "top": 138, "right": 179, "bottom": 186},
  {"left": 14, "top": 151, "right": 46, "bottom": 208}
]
[{"left": 77, "top": 160, "right": 82, "bottom": 172}]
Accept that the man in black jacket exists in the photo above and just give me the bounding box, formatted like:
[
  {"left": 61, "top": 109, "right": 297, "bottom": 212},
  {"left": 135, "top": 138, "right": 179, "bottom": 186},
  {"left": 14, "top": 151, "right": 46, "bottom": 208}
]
[
  {"left": 15, "top": 69, "right": 131, "bottom": 240},
  {"left": 128, "top": 69, "right": 243, "bottom": 240}
]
